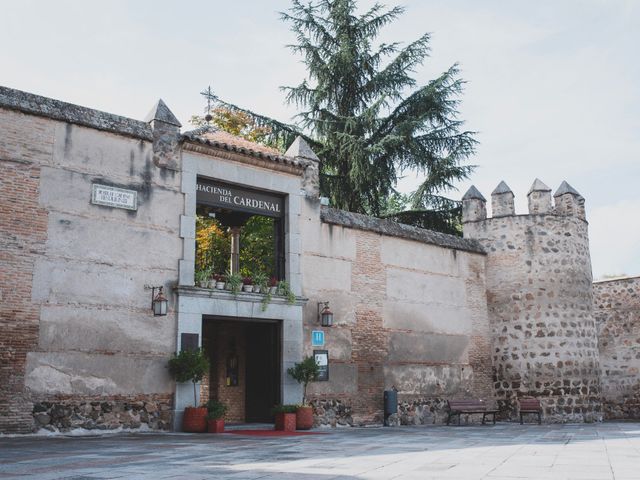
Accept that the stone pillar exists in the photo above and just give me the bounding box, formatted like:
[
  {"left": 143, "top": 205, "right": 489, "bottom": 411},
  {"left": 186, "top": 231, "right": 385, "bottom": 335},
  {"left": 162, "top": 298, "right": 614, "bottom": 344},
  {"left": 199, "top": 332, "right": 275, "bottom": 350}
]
[
  {"left": 461, "top": 185, "right": 487, "bottom": 224},
  {"left": 285, "top": 136, "right": 320, "bottom": 200},
  {"left": 229, "top": 227, "right": 241, "bottom": 275},
  {"left": 554, "top": 181, "right": 584, "bottom": 219},
  {"left": 491, "top": 181, "right": 515, "bottom": 217},
  {"left": 527, "top": 178, "right": 552, "bottom": 214},
  {"left": 145, "top": 99, "right": 181, "bottom": 171}
]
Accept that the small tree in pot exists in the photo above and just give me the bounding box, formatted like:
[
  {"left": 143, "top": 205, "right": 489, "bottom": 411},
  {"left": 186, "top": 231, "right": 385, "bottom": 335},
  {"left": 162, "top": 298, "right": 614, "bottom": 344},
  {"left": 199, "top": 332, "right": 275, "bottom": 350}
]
[
  {"left": 287, "top": 355, "right": 319, "bottom": 430},
  {"left": 168, "top": 348, "right": 209, "bottom": 432}
]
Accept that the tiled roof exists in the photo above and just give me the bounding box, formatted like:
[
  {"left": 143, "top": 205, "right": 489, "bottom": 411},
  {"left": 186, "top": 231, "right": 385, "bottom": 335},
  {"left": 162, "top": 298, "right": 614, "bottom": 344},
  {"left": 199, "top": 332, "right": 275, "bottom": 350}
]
[{"left": 182, "top": 128, "right": 304, "bottom": 168}]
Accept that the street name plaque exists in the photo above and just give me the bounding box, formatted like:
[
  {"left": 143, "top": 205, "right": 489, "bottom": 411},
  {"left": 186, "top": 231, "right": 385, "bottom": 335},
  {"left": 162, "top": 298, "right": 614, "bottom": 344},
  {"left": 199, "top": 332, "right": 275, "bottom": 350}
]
[{"left": 91, "top": 184, "right": 137, "bottom": 211}]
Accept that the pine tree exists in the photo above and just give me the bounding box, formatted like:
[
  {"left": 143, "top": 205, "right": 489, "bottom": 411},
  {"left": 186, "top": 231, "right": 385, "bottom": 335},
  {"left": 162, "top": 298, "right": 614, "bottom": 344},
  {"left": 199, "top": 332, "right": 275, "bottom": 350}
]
[{"left": 203, "top": 0, "right": 476, "bottom": 234}]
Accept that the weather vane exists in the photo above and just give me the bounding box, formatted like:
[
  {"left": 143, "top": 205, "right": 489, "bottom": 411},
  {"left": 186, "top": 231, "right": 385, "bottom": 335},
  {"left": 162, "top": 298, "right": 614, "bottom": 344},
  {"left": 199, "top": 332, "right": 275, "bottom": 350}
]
[{"left": 200, "top": 85, "right": 215, "bottom": 123}]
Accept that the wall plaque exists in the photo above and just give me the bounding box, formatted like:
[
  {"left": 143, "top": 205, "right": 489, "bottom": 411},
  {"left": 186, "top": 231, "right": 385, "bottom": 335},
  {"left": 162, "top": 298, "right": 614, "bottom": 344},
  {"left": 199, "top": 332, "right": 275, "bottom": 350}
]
[
  {"left": 180, "top": 333, "right": 199, "bottom": 352},
  {"left": 311, "top": 330, "right": 325, "bottom": 347},
  {"left": 314, "top": 350, "right": 329, "bottom": 382},
  {"left": 91, "top": 184, "right": 137, "bottom": 211},
  {"left": 196, "top": 177, "right": 284, "bottom": 217}
]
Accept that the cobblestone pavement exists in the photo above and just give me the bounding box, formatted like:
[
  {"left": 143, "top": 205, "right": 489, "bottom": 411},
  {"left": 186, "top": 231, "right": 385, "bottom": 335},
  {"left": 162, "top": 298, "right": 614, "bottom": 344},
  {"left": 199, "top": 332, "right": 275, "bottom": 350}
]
[{"left": 1, "top": 422, "right": 639, "bottom": 479}]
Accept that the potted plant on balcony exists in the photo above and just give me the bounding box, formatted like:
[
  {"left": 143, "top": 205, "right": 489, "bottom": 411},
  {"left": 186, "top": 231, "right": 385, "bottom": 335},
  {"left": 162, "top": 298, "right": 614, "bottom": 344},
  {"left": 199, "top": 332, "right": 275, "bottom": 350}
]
[
  {"left": 206, "top": 399, "right": 228, "bottom": 433},
  {"left": 167, "top": 348, "right": 209, "bottom": 433},
  {"left": 272, "top": 404, "right": 298, "bottom": 432},
  {"left": 268, "top": 277, "right": 278, "bottom": 294},
  {"left": 287, "top": 355, "right": 320, "bottom": 430},
  {"left": 277, "top": 280, "right": 296, "bottom": 305},
  {"left": 242, "top": 276, "right": 254, "bottom": 293},
  {"left": 225, "top": 272, "right": 242, "bottom": 295},
  {"left": 253, "top": 272, "right": 267, "bottom": 294},
  {"left": 195, "top": 267, "right": 211, "bottom": 288},
  {"left": 214, "top": 274, "right": 225, "bottom": 290}
]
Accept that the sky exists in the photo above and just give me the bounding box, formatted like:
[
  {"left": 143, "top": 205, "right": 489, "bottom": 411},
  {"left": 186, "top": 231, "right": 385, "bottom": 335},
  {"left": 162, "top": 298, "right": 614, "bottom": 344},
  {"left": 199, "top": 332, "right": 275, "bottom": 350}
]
[{"left": 2, "top": 0, "right": 639, "bottom": 278}]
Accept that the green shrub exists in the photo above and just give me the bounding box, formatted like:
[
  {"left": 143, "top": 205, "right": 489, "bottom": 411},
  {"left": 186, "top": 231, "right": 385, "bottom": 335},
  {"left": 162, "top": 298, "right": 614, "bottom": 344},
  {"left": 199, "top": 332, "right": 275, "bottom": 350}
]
[
  {"left": 272, "top": 404, "right": 298, "bottom": 414},
  {"left": 206, "top": 399, "right": 228, "bottom": 420},
  {"left": 287, "top": 356, "right": 319, "bottom": 405},
  {"left": 167, "top": 348, "right": 209, "bottom": 407}
]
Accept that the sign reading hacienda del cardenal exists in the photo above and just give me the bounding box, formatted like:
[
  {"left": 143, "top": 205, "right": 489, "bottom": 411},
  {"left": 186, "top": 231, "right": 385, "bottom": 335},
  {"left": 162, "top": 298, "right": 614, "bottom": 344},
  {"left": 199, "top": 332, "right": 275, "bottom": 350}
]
[
  {"left": 91, "top": 184, "right": 137, "bottom": 211},
  {"left": 196, "top": 177, "right": 284, "bottom": 217}
]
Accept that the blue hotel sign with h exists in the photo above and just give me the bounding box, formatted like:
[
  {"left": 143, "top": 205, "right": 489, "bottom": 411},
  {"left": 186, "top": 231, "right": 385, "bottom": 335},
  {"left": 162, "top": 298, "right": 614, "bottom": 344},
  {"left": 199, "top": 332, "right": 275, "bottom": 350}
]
[{"left": 311, "top": 330, "right": 325, "bottom": 347}]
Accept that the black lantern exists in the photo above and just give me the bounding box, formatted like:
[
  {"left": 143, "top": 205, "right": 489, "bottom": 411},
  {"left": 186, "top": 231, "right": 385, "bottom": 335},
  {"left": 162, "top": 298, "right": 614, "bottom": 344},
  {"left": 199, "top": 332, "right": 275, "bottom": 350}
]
[
  {"left": 151, "top": 286, "right": 168, "bottom": 316},
  {"left": 318, "top": 302, "right": 333, "bottom": 327}
]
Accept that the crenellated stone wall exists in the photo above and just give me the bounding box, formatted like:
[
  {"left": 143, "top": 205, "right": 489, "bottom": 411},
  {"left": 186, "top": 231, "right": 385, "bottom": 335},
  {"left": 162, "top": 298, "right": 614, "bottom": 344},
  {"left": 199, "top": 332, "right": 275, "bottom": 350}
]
[
  {"left": 463, "top": 180, "right": 602, "bottom": 422},
  {"left": 594, "top": 276, "right": 640, "bottom": 419}
]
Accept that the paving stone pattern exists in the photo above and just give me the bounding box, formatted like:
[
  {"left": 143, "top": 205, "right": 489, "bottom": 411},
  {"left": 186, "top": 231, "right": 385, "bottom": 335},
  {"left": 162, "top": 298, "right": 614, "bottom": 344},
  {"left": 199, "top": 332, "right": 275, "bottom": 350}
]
[{"left": 1, "top": 422, "right": 639, "bottom": 479}]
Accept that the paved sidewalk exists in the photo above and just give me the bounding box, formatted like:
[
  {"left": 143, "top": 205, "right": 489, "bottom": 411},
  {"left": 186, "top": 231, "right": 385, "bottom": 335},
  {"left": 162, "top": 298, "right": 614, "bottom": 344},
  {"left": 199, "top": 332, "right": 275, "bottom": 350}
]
[{"left": 1, "top": 422, "right": 639, "bottom": 479}]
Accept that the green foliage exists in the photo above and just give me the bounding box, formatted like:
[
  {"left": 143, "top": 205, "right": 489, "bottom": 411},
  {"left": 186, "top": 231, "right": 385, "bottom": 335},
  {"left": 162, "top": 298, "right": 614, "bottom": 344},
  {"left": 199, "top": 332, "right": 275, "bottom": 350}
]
[
  {"left": 201, "top": 0, "right": 476, "bottom": 234},
  {"left": 167, "top": 349, "right": 209, "bottom": 407},
  {"left": 277, "top": 280, "right": 296, "bottom": 304},
  {"left": 194, "top": 266, "right": 212, "bottom": 286},
  {"left": 287, "top": 355, "right": 320, "bottom": 405},
  {"left": 239, "top": 216, "right": 276, "bottom": 278},
  {"left": 191, "top": 107, "right": 273, "bottom": 144},
  {"left": 253, "top": 272, "right": 268, "bottom": 290},
  {"left": 195, "top": 214, "right": 277, "bottom": 277},
  {"left": 224, "top": 272, "right": 243, "bottom": 295},
  {"left": 272, "top": 404, "right": 299, "bottom": 414},
  {"left": 383, "top": 194, "right": 463, "bottom": 235},
  {"left": 206, "top": 399, "right": 228, "bottom": 420}
]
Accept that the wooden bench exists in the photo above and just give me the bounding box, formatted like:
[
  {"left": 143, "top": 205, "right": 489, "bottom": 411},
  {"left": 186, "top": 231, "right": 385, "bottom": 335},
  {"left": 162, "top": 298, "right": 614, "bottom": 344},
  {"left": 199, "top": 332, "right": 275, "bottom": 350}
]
[
  {"left": 446, "top": 399, "right": 498, "bottom": 426},
  {"left": 519, "top": 398, "right": 542, "bottom": 424}
]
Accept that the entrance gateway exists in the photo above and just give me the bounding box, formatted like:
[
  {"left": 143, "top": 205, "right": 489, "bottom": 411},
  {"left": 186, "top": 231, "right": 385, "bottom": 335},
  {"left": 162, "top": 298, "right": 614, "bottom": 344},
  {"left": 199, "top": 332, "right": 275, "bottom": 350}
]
[{"left": 174, "top": 168, "right": 304, "bottom": 429}]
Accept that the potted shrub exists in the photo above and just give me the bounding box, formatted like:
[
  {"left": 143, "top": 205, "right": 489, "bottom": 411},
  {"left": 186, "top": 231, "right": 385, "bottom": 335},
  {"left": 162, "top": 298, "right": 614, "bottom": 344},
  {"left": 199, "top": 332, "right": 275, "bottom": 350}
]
[
  {"left": 268, "top": 277, "right": 278, "bottom": 294},
  {"left": 272, "top": 404, "right": 297, "bottom": 432},
  {"left": 242, "top": 276, "right": 254, "bottom": 293},
  {"left": 206, "top": 399, "right": 228, "bottom": 433},
  {"left": 277, "top": 280, "right": 296, "bottom": 304},
  {"left": 225, "top": 272, "right": 242, "bottom": 294},
  {"left": 253, "top": 272, "right": 267, "bottom": 294},
  {"left": 214, "top": 274, "right": 225, "bottom": 290},
  {"left": 167, "top": 348, "right": 209, "bottom": 433},
  {"left": 287, "top": 356, "right": 320, "bottom": 430},
  {"left": 195, "top": 267, "right": 211, "bottom": 288}
]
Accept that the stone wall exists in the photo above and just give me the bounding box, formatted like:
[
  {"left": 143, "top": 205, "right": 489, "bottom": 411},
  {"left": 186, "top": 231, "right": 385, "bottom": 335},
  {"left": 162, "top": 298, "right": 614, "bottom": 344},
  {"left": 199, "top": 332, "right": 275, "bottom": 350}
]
[
  {"left": 594, "top": 276, "right": 640, "bottom": 419},
  {"left": 32, "top": 395, "right": 173, "bottom": 432},
  {"left": 463, "top": 181, "right": 602, "bottom": 422},
  {"left": 0, "top": 88, "right": 183, "bottom": 433},
  {"left": 300, "top": 204, "right": 492, "bottom": 426}
]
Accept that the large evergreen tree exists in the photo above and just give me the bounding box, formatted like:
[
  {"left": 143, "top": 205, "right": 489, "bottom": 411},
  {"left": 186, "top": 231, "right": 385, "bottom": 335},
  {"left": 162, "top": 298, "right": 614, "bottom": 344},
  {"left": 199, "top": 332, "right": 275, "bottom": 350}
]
[{"left": 202, "top": 0, "right": 476, "bottom": 234}]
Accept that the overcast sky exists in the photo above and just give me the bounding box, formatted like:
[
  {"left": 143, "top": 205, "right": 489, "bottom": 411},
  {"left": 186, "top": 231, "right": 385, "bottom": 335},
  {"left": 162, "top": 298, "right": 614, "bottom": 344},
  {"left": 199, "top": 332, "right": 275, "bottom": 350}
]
[{"left": 2, "top": 0, "right": 638, "bottom": 278}]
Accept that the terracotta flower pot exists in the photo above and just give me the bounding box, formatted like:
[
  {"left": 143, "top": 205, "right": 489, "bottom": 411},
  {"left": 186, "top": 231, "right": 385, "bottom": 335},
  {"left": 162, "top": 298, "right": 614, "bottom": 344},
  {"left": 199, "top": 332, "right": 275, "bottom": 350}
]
[
  {"left": 274, "top": 412, "right": 296, "bottom": 432},
  {"left": 207, "top": 418, "right": 225, "bottom": 433},
  {"left": 182, "top": 406, "right": 207, "bottom": 433},
  {"left": 296, "top": 406, "right": 314, "bottom": 430}
]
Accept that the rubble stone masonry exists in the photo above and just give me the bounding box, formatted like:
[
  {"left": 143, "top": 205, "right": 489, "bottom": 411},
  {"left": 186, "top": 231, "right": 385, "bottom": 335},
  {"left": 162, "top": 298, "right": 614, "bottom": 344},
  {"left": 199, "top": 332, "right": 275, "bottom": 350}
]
[
  {"left": 594, "top": 276, "right": 640, "bottom": 419},
  {"left": 463, "top": 182, "right": 602, "bottom": 422}
]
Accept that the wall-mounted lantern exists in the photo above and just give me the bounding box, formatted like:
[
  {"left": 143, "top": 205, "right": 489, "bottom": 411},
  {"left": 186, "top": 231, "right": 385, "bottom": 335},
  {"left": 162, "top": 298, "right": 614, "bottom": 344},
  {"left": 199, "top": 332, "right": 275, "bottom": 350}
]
[
  {"left": 318, "top": 302, "right": 333, "bottom": 327},
  {"left": 151, "top": 286, "right": 168, "bottom": 316}
]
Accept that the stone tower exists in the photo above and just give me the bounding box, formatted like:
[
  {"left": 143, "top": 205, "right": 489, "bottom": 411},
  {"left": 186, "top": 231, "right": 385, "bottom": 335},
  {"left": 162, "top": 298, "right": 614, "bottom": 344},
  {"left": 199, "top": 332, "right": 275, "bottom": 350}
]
[{"left": 462, "top": 179, "right": 602, "bottom": 422}]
